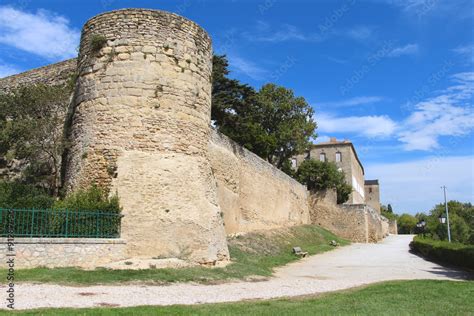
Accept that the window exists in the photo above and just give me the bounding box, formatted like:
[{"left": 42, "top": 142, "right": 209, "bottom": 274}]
[
  {"left": 319, "top": 153, "right": 326, "bottom": 162},
  {"left": 335, "top": 152, "right": 342, "bottom": 162},
  {"left": 369, "top": 188, "right": 373, "bottom": 193},
  {"left": 304, "top": 151, "right": 311, "bottom": 160}
]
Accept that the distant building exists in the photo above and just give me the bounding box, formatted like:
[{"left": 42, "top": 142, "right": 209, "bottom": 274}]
[
  {"left": 364, "top": 179, "right": 381, "bottom": 213},
  {"left": 293, "top": 137, "right": 381, "bottom": 212},
  {"left": 293, "top": 137, "right": 365, "bottom": 204}
]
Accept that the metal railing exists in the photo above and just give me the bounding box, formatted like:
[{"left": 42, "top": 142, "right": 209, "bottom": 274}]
[{"left": 0, "top": 208, "right": 122, "bottom": 238}]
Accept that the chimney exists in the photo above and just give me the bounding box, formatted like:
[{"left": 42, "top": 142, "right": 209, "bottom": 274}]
[{"left": 330, "top": 137, "right": 337, "bottom": 143}]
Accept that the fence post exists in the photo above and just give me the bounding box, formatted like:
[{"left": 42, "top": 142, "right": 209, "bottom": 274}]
[
  {"left": 96, "top": 212, "right": 99, "bottom": 238},
  {"left": 31, "top": 209, "right": 35, "bottom": 238},
  {"left": 65, "top": 209, "right": 68, "bottom": 238}
]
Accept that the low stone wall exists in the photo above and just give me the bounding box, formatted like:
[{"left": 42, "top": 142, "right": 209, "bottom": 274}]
[
  {"left": 309, "top": 190, "right": 367, "bottom": 242},
  {"left": 0, "top": 238, "right": 126, "bottom": 268},
  {"left": 389, "top": 220, "right": 398, "bottom": 234},
  {"left": 209, "top": 130, "right": 310, "bottom": 234},
  {"left": 309, "top": 189, "right": 387, "bottom": 243}
]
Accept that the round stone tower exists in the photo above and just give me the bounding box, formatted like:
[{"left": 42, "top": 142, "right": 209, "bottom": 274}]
[{"left": 63, "top": 9, "right": 229, "bottom": 264}]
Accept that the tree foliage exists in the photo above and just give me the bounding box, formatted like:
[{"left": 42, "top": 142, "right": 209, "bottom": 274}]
[
  {"left": 397, "top": 213, "right": 418, "bottom": 234},
  {"left": 0, "top": 84, "right": 72, "bottom": 195},
  {"left": 423, "top": 201, "right": 473, "bottom": 244},
  {"left": 296, "top": 159, "right": 352, "bottom": 204},
  {"left": 211, "top": 55, "right": 316, "bottom": 170}
]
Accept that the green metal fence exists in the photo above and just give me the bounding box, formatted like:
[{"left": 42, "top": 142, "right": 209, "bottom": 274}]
[{"left": 0, "top": 208, "right": 122, "bottom": 238}]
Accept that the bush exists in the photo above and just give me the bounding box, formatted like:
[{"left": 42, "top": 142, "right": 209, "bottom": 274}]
[
  {"left": 89, "top": 34, "right": 107, "bottom": 52},
  {"left": 409, "top": 236, "right": 474, "bottom": 270},
  {"left": 0, "top": 181, "right": 54, "bottom": 209},
  {"left": 53, "top": 185, "right": 120, "bottom": 212}
]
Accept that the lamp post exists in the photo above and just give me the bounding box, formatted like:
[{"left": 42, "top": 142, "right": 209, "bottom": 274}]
[
  {"left": 416, "top": 220, "right": 426, "bottom": 237},
  {"left": 441, "top": 186, "right": 451, "bottom": 243}
]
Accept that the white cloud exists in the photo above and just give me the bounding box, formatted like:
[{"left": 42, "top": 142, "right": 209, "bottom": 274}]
[
  {"left": 365, "top": 155, "right": 474, "bottom": 214},
  {"left": 453, "top": 44, "right": 474, "bottom": 64},
  {"left": 227, "top": 54, "right": 268, "bottom": 81},
  {"left": 317, "top": 112, "right": 397, "bottom": 138},
  {"left": 398, "top": 72, "right": 474, "bottom": 150},
  {"left": 319, "top": 96, "right": 384, "bottom": 108},
  {"left": 0, "top": 62, "right": 21, "bottom": 78},
  {"left": 0, "top": 6, "right": 79, "bottom": 60},
  {"left": 243, "top": 22, "right": 324, "bottom": 43},
  {"left": 387, "top": 44, "right": 419, "bottom": 57},
  {"left": 346, "top": 26, "right": 374, "bottom": 41}
]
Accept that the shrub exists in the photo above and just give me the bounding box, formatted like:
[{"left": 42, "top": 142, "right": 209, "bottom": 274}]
[
  {"left": 89, "top": 34, "right": 107, "bottom": 52},
  {"left": 53, "top": 185, "right": 120, "bottom": 212},
  {"left": 409, "top": 236, "right": 474, "bottom": 270},
  {"left": 0, "top": 181, "right": 54, "bottom": 209}
]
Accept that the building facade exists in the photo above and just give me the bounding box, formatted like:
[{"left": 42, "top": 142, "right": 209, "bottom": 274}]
[{"left": 293, "top": 137, "right": 366, "bottom": 204}]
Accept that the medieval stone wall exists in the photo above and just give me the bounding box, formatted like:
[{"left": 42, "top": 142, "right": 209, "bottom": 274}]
[
  {"left": 309, "top": 189, "right": 387, "bottom": 243},
  {"left": 0, "top": 59, "right": 76, "bottom": 90},
  {"left": 209, "top": 130, "right": 310, "bottom": 234},
  {"left": 0, "top": 59, "right": 77, "bottom": 182},
  {"left": 62, "top": 9, "right": 228, "bottom": 264},
  {"left": 0, "top": 9, "right": 391, "bottom": 268}
]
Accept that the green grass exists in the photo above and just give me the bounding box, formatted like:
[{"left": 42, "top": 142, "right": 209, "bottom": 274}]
[
  {"left": 5, "top": 280, "right": 474, "bottom": 315},
  {"left": 3, "top": 225, "right": 348, "bottom": 285}
]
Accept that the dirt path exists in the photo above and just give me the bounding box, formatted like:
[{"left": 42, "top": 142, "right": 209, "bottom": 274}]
[{"left": 5, "top": 235, "right": 471, "bottom": 310}]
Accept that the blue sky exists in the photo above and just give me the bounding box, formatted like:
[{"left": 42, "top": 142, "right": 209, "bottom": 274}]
[{"left": 0, "top": 0, "right": 472, "bottom": 214}]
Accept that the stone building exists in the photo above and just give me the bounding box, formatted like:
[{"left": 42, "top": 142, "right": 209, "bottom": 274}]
[
  {"left": 293, "top": 137, "right": 366, "bottom": 204},
  {"left": 364, "top": 179, "right": 381, "bottom": 213}
]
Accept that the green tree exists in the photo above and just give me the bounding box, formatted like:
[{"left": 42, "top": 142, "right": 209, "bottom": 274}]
[
  {"left": 387, "top": 204, "right": 393, "bottom": 213},
  {"left": 0, "top": 84, "right": 72, "bottom": 195},
  {"left": 211, "top": 55, "right": 317, "bottom": 171},
  {"left": 397, "top": 213, "right": 418, "bottom": 234},
  {"left": 425, "top": 201, "right": 473, "bottom": 244},
  {"left": 296, "top": 159, "right": 352, "bottom": 204}
]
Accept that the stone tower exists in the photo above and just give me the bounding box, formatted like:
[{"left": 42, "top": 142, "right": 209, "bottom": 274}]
[{"left": 63, "top": 9, "right": 229, "bottom": 264}]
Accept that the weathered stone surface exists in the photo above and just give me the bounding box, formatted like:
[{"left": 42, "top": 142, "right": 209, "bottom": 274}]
[
  {"left": 309, "top": 189, "right": 388, "bottom": 243},
  {"left": 63, "top": 9, "right": 229, "bottom": 264},
  {"left": 0, "top": 238, "right": 126, "bottom": 268},
  {"left": 209, "top": 131, "right": 310, "bottom": 234}
]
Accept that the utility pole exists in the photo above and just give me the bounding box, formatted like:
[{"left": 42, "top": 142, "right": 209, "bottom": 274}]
[{"left": 441, "top": 186, "right": 451, "bottom": 243}]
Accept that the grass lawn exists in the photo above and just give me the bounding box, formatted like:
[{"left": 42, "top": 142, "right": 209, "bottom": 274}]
[
  {"left": 2, "top": 225, "right": 348, "bottom": 285},
  {"left": 5, "top": 280, "right": 474, "bottom": 315}
]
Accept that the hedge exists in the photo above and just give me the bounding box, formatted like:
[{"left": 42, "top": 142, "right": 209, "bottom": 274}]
[{"left": 409, "top": 236, "right": 474, "bottom": 270}]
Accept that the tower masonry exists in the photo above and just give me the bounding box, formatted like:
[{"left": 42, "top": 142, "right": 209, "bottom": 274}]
[{"left": 63, "top": 9, "right": 229, "bottom": 264}]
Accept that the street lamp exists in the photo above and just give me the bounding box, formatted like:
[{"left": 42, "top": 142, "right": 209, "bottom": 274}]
[
  {"left": 416, "top": 220, "right": 426, "bottom": 237},
  {"left": 441, "top": 186, "right": 452, "bottom": 243},
  {"left": 438, "top": 215, "right": 446, "bottom": 224}
]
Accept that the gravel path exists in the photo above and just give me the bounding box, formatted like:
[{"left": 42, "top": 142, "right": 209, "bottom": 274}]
[{"left": 4, "top": 235, "right": 471, "bottom": 310}]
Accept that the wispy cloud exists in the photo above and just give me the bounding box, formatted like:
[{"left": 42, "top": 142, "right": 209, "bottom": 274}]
[
  {"left": 0, "top": 61, "right": 21, "bottom": 78},
  {"left": 319, "top": 96, "right": 385, "bottom": 108},
  {"left": 0, "top": 6, "right": 80, "bottom": 60},
  {"left": 365, "top": 155, "right": 474, "bottom": 214},
  {"left": 317, "top": 112, "right": 397, "bottom": 138},
  {"left": 346, "top": 26, "right": 374, "bottom": 41},
  {"left": 317, "top": 72, "right": 473, "bottom": 151},
  {"left": 453, "top": 44, "right": 474, "bottom": 64},
  {"left": 243, "top": 21, "right": 324, "bottom": 43},
  {"left": 398, "top": 72, "right": 474, "bottom": 150},
  {"left": 227, "top": 54, "right": 268, "bottom": 81},
  {"left": 387, "top": 44, "right": 419, "bottom": 57}
]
